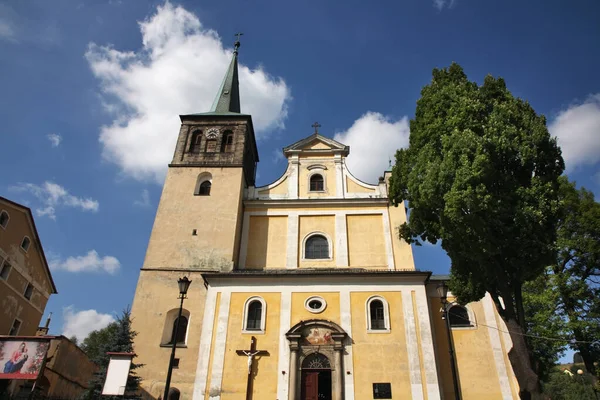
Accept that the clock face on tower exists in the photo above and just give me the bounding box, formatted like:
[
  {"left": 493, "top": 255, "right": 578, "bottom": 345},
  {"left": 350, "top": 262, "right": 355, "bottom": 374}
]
[{"left": 205, "top": 128, "right": 220, "bottom": 139}]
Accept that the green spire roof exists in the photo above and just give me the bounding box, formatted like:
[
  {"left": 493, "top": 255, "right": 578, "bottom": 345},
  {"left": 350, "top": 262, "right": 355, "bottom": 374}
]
[{"left": 210, "top": 40, "right": 241, "bottom": 113}]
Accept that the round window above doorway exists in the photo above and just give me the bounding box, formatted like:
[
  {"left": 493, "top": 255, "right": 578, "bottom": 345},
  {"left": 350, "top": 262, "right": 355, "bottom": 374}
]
[{"left": 305, "top": 296, "right": 327, "bottom": 314}]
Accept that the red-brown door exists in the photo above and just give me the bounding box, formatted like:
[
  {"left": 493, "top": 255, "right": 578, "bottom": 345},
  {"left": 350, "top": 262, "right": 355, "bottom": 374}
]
[{"left": 301, "top": 371, "right": 319, "bottom": 400}]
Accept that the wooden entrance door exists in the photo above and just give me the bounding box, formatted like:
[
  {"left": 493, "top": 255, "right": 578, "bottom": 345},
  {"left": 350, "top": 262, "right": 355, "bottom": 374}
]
[{"left": 302, "top": 371, "right": 319, "bottom": 400}]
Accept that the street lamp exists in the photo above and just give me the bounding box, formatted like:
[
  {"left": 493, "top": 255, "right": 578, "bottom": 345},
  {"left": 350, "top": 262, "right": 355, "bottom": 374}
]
[
  {"left": 163, "top": 276, "right": 192, "bottom": 400},
  {"left": 437, "top": 282, "right": 462, "bottom": 400}
]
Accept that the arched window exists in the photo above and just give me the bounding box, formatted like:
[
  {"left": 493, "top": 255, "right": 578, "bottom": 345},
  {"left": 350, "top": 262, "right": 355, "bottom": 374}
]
[
  {"left": 20, "top": 236, "right": 31, "bottom": 252},
  {"left": 0, "top": 211, "right": 8, "bottom": 229},
  {"left": 305, "top": 234, "right": 329, "bottom": 259},
  {"left": 194, "top": 172, "right": 212, "bottom": 196},
  {"left": 448, "top": 305, "right": 472, "bottom": 327},
  {"left": 199, "top": 181, "right": 211, "bottom": 196},
  {"left": 189, "top": 130, "right": 202, "bottom": 152},
  {"left": 170, "top": 316, "right": 188, "bottom": 344},
  {"left": 205, "top": 138, "right": 217, "bottom": 153},
  {"left": 243, "top": 297, "right": 266, "bottom": 332},
  {"left": 221, "top": 131, "right": 234, "bottom": 152},
  {"left": 309, "top": 174, "right": 324, "bottom": 191},
  {"left": 366, "top": 296, "right": 390, "bottom": 332},
  {"left": 302, "top": 353, "right": 331, "bottom": 370},
  {"left": 161, "top": 308, "right": 190, "bottom": 345}
]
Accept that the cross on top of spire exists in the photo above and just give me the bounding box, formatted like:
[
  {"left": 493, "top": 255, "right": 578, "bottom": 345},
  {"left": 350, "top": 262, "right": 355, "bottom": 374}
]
[
  {"left": 312, "top": 122, "right": 321, "bottom": 134},
  {"left": 234, "top": 32, "right": 243, "bottom": 53}
]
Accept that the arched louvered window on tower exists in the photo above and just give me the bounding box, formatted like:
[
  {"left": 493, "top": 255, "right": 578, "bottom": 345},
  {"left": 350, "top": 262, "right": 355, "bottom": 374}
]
[
  {"left": 448, "top": 305, "right": 472, "bottom": 327},
  {"left": 221, "top": 131, "right": 234, "bottom": 152},
  {"left": 243, "top": 297, "right": 266, "bottom": 332},
  {"left": 189, "top": 130, "right": 202, "bottom": 152}
]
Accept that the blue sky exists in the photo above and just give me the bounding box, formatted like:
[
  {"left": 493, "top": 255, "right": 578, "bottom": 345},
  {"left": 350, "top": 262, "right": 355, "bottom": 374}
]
[{"left": 1, "top": 0, "right": 599, "bottom": 358}]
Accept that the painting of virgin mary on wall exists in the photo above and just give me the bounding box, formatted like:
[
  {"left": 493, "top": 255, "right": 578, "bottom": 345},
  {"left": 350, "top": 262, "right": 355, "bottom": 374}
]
[{"left": 0, "top": 338, "right": 49, "bottom": 380}]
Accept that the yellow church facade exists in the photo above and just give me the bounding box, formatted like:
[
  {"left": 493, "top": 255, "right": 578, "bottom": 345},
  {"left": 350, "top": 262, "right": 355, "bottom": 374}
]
[{"left": 130, "top": 41, "right": 520, "bottom": 400}]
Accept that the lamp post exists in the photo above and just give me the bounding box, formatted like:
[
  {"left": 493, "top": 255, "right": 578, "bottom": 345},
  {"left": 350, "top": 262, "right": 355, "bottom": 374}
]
[
  {"left": 163, "top": 276, "right": 192, "bottom": 400},
  {"left": 437, "top": 282, "right": 461, "bottom": 400}
]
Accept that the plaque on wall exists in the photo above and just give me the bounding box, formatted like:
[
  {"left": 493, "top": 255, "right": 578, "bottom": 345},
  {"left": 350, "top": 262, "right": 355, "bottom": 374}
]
[{"left": 373, "top": 382, "right": 392, "bottom": 399}]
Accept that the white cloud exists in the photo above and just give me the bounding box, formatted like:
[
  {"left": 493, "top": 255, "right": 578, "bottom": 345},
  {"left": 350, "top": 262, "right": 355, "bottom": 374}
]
[
  {"left": 0, "top": 19, "right": 16, "bottom": 42},
  {"left": 334, "top": 112, "right": 410, "bottom": 183},
  {"left": 133, "top": 189, "right": 151, "bottom": 207},
  {"left": 10, "top": 181, "right": 99, "bottom": 220},
  {"left": 433, "top": 0, "right": 456, "bottom": 11},
  {"left": 62, "top": 306, "right": 115, "bottom": 342},
  {"left": 47, "top": 133, "right": 62, "bottom": 147},
  {"left": 549, "top": 94, "right": 600, "bottom": 171},
  {"left": 50, "top": 250, "right": 120, "bottom": 274},
  {"left": 86, "top": 3, "right": 291, "bottom": 183}
]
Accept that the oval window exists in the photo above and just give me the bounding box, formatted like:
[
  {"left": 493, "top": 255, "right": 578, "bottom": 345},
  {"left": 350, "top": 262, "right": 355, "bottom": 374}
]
[{"left": 304, "top": 296, "right": 327, "bottom": 313}]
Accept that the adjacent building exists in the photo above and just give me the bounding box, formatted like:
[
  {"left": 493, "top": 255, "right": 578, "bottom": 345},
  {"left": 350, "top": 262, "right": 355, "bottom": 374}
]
[
  {"left": 0, "top": 196, "right": 57, "bottom": 337},
  {"left": 130, "top": 40, "right": 520, "bottom": 399}
]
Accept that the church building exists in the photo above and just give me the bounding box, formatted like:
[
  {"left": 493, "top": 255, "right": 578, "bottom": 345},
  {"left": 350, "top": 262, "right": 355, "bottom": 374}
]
[{"left": 130, "top": 39, "right": 520, "bottom": 400}]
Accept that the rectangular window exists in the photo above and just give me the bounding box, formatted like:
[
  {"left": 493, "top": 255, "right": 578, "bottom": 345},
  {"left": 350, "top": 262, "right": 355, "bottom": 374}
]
[
  {"left": 0, "top": 260, "right": 11, "bottom": 280},
  {"left": 9, "top": 319, "right": 21, "bottom": 336},
  {"left": 173, "top": 358, "right": 180, "bottom": 368},
  {"left": 24, "top": 283, "right": 33, "bottom": 300},
  {"left": 373, "top": 383, "right": 392, "bottom": 399}
]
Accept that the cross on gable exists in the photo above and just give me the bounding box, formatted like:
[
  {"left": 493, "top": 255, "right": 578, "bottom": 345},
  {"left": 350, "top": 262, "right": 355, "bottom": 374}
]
[
  {"left": 311, "top": 122, "right": 321, "bottom": 134},
  {"left": 236, "top": 337, "right": 269, "bottom": 400}
]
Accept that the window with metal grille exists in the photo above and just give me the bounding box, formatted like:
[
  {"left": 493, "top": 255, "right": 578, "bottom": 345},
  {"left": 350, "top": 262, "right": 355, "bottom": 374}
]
[
  {"left": 246, "top": 300, "right": 262, "bottom": 330},
  {"left": 305, "top": 235, "right": 329, "bottom": 259},
  {"left": 373, "top": 383, "right": 392, "bottom": 399},
  {"left": 309, "top": 174, "right": 324, "bottom": 191},
  {"left": 170, "top": 316, "right": 188, "bottom": 344},
  {"left": 449, "top": 305, "right": 471, "bottom": 327},
  {"left": 221, "top": 131, "right": 234, "bottom": 152},
  {"left": 199, "top": 181, "right": 211, "bottom": 196},
  {"left": 370, "top": 300, "right": 386, "bottom": 330}
]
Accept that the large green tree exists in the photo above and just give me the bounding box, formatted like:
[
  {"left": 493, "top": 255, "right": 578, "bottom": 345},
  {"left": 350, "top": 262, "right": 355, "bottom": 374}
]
[
  {"left": 389, "top": 63, "right": 564, "bottom": 398},
  {"left": 80, "top": 309, "right": 142, "bottom": 400},
  {"left": 548, "top": 178, "right": 600, "bottom": 371}
]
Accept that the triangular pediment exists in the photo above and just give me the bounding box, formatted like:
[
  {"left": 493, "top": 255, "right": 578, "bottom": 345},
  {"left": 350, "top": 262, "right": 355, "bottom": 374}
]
[{"left": 283, "top": 133, "right": 349, "bottom": 156}]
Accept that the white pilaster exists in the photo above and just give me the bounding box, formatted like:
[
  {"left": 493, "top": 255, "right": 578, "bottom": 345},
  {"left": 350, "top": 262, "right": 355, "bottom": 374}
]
[
  {"left": 483, "top": 293, "right": 514, "bottom": 400},
  {"left": 415, "top": 288, "right": 442, "bottom": 400},
  {"left": 339, "top": 289, "right": 355, "bottom": 400},
  {"left": 335, "top": 213, "right": 349, "bottom": 267},
  {"left": 193, "top": 289, "right": 218, "bottom": 400},
  {"left": 238, "top": 213, "right": 250, "bottom": 269},
  {"left": 277, "top": 292, "right": 292, "bottom": 399},
  {"left": 289, "top": 156, "right": 299, "bottom": 199},
  {"left": 402, "top": 290, "right": 424, "bottom": 400},
  {"left": 286, "top": 214, "right": 299, "bottom": 269},
  {"left": 208, "top": 291, "right": 231, "bottom": 400},
  {"left": 335, "top": 156, "right": 344, "bottom": 198},
  {"left": 382, "top": 209, "right": 395, "bottom": 270}
]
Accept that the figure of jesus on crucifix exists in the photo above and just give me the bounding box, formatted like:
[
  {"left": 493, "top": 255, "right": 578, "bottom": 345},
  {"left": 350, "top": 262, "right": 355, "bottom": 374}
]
[{"left": 236, "top": 336, "right": 269, "bottom": 400}]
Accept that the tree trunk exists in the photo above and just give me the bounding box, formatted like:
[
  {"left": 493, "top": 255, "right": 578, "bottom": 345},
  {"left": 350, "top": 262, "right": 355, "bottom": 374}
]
[{"left": 503, "top": 316, "right": 541, "bottom": 399}]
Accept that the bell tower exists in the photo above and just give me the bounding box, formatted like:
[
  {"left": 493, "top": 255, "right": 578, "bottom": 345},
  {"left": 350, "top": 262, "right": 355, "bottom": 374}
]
[
  {"left": 130, "top": 37, "right": 258, "bottom": 398},
  {"left": 143, "top": 37, "right": 258, "bottom": 272}
]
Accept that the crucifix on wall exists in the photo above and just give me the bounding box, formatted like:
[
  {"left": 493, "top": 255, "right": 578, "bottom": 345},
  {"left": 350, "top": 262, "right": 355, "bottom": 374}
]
[{"left": 236, "top": 336, "right": 269, "bottom": 400}]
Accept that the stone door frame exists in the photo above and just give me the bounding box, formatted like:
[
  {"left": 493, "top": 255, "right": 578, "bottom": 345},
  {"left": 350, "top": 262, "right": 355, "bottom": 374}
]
[{"left": 286, "top": 319, "right": 348, "bottom": 400}]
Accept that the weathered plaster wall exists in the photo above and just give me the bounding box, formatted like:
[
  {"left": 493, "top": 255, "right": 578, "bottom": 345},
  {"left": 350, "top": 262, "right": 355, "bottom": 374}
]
[
  {"left": 143, "top": 167, "right": 245, "bottom": 270},
  {"left": 244, "top": 216, "right": 287, "bottom": 269},
  {"left": 346, "top": 214, "right": 387, "bottom": 267}
]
